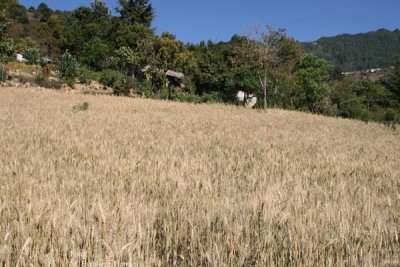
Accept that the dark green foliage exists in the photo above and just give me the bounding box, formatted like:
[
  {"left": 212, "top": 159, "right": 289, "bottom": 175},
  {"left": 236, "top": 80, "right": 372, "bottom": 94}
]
[
  {"left": 293, "top": 54, "right": 332, "bottom": 113},
  {"left": 339, "top": 98, "right": 370, "bottom": 121},
  {"left": 73, "top": 102, "right": 90, "bottom": 111},
  {"left": 99, "top": 69, "right": 126, "bottom": 95},
  {"left": 302, "top": 29, "right": 400, "bottom": 71},
  {"left": 34, "top": 71, "right": 49, "bottom": 86},
  {"left": 78, "top": 67, "right": 93, "bottom": 85},
  {"left": 0, "top": 0, "right": 28, "bottom": 24},
  {"left": 383, "top": 108, "right": 398, "bottom": 127},
  {"left": 199, "top": 91, "right": 224, "bottom": 103},
  {"left": 55, "top": 51, "right": 79, "bottom": 84},
  {"left": 0, "top": 10, "right": 15, "bottom": 64},
  {"left": 36, "top": 3, "right": 52, "bottom": 22},
  {"left": 0, "top": 9, "right": 14, "bottom": 87},
  {"left": 91, "top": 0, "right": 110, "bottom": 19},
  {"left": 383, "top": 60, "right": 400, "bottom": 105},
  {"left": 22, "top": 48, "right": 39, "bottom": 64},
  {"left": 0, "top": 67, "right": 6, "bottom": 81},
  {"left": 174, "top": 92, "right": 202, "bottom": 103},
  {"left": 33, "top": 71, "right": 62, "bottom": 89},
  {"left": 0, "top": 10, "right": 10, "bottom": 38},
  {"left": 82, "top": 37, "right": 110, "bottom": 70},
  {"left": 117, "top": 0, "right": 154, "bottom": 27},
  {"left": 137, "top": 79, "right": 152, "bottom": 97}
]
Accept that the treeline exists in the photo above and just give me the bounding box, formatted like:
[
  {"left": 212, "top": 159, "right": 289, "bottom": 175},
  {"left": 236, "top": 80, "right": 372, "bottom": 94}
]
[
  {"left": 302, "top": 29, "right": 400, "bottom": 71},
  {"left": 1, "top": 0, "right": 400, "bottom": 124}
]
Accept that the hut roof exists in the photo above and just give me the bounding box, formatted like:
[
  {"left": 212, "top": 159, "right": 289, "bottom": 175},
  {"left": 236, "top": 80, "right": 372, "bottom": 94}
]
[{"left": 166, "top": 70, "right": 184, "bottom": 80}]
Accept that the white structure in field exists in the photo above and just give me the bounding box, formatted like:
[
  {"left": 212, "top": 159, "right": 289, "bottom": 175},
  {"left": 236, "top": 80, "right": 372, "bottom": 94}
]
[
  {"left": 16, "top": 54, "right": 27, "bottom": 63},
  {"left": 236, "top": 91, "right": 257, "bottom": 108}
]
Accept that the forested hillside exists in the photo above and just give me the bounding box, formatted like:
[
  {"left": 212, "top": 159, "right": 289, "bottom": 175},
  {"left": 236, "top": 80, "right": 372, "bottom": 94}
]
[{"left": 302, "top": 29, "right": 400, "bottom": 71}]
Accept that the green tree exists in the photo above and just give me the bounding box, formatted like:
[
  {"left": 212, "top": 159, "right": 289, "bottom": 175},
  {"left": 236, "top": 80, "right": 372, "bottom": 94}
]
[
  {"left": 293, "top": 54, "right": 332, "bottom": 113},
  {"left": 354, "top": 79, "right": 387, "bottom": 112},
  {"left": 0, "top": 0, "right": 28, "bottom": 24},
  {"left": 117, "top": 0, "right": 154, "bottom": 27},
  {"left": 83, "top": 37, "right": 110, "bottom": 70},
  {"left": 191, "top": 41, "right": 234, "bottom": 100},
  {"left": 36, "top": 16, "right": 64, "bottom": 57},
  {"left": 384, "top": 60, "right": 400, "bottom": 105},
  {"left": 36, "top": 3, "right": 53, "bottom": 22},
  {"left": 234, "top": 25, "right": 288, "bottom": 109},
  {"left": 22, "top": 48, "right": 39, "bottom": 64},
  {"left": 111, "top": 21, "right": 154, "bottom": 50},
  {"left": 91, "top": 0, "right": 110, "bottom": 19},
  {"left": 56, "top": 51, "right": 79, "bottom": 84},
  {"left": 0, "top": 9, "right": 15, "bottom": 81}
]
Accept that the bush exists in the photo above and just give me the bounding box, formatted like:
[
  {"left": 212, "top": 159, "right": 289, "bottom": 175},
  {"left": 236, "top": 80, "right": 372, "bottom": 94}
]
[
  {"left": 383, "top": 108, "right": 398, "bottom": 127},
  {"left": 79, "top": 66, "right": 101, "bottom": 85},
  {"left": 99, "top": 70, "right": 123, "bottom": 87},
  {"left": 73, "top": 102, "right": 89, "bottom": 111},
  {"left": 0, "top": 67, "right": 7, "bottom": 81},
  {"left": 200, "top": 91, "right": 223, "bottom": 103},
  {"left": 99, "top": 70, "right": 126, "bottom": 95},
  {"left": 339, "top": 98, "right": 370, "bottom": 122},
  {"left": 79, "top": 67, "right": 91, "bottom": 85},
  {"left": 34, "top": 72, "right": 49, "bottom": 87},
  {"left": 159, "top": 85, "right": 169, "bottom": 99},
  {"left": 34, "top": 71, "right": 61, "bottom": 89},
  {"left": 22, "top": 48, "right": 39, "bottom": 65},
  {"left": 137, "top": 80, "right": 152, "bottom": 97},
  {"left": 174, "top": 92, "right": 201, "bottom": 103},
  {"left": 55, "top": 51, "right": 79, "bottom": 84}
]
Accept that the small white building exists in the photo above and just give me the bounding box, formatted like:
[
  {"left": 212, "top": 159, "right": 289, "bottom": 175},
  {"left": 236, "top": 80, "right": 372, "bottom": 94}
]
[
  {"left": 16, "top": 54, "right": 27, "bottom": 63},
  {"left": 236, "top": 91, "right": 257, "bottom": 108}
]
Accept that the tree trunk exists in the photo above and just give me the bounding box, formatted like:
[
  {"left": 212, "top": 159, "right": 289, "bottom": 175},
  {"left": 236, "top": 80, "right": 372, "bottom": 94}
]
[{"left": 263, "top": 71, "right": 268, "bottom": 110}]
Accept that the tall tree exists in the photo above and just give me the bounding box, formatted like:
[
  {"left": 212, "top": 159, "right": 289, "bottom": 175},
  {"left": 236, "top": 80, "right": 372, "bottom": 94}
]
[
  {"left": 117, "top": 0, "right": 154, "bottom": 27},
  {"left": 91, "top": 0, "right": 110, "bottom": 19},
  {"left": 0, "top": 10, "right": 14, "bottom": 61},
  {"left": 384, "top": 60, "right": 400, "bottom": 106},
  {"left": 234, "top": 25, "right": 288, "bottom": 109},
  {"left": 0, "top": 9, "right": 15, "bottom": 80},
  {"left": 36, "top": 3, "right": 53, "bottom": 22},
  {"left": 293, "top": 54, "right": 332, "bottom": 113}
]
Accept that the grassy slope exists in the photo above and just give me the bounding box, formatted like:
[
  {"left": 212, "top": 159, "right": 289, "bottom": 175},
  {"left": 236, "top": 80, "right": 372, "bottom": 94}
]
[{"left": 0, "top": 87, "right": 399, "bottom": 266}]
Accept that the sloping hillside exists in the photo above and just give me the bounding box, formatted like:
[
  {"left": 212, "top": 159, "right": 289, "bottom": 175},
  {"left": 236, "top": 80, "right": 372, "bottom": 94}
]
[
  {"left": 0, "top": 87, "right": 399, "bottom": 266},
  {"left": 302, "top": 28, "right": 400, "bottom": 71}
]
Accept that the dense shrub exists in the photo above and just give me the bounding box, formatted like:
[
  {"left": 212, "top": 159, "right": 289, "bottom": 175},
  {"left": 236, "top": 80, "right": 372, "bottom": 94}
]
[
  {"left": 34, "top": 72, "right": 49, "bottom": 87},
  {"left": 199, "top": 91, "right": 223, "bottom": 103},
  {"left": 34, "top": 72, "right": 61, "bottom": 89},
  {"left": 22, "top": 48, "right": 39, "bottom": 65},
  {"left": 137, "top": 79, "right": 152, "bottom": 97},
  {"left": 339, "top": 98, "right": 370, "bottom": 121},
  {"left": 99, "top": 70, "right": 126, "bottom": 95},
  {"left": 174, "top": 93, "right": 201, "bottom": 103},
  {"left": 383, "top": 108, "right": 398, "bottom": 127},
  {"left": 79, "top": 67, "right": 91, "bottom": 85},
  {"left": 79, "top": 66, "right": 101, "bottom": 85},
  {"left": 55, "top": 51, "right": 79, "bottom": 84}
]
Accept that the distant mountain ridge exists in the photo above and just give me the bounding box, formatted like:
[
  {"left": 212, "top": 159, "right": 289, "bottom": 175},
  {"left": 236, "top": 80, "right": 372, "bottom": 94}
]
[{"left": 301, "top": 28, "right": 400, "bottom": 72}]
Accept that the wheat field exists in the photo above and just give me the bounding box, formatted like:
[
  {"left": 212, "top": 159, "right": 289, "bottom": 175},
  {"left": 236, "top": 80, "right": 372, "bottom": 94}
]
[{"left": 0, "top": 86, "right": 399, "bottom": 266}]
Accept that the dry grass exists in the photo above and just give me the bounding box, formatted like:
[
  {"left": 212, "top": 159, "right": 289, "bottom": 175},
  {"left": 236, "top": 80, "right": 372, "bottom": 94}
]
[{"left": 0, "top": 86, "right": 399, "bottom": 266}]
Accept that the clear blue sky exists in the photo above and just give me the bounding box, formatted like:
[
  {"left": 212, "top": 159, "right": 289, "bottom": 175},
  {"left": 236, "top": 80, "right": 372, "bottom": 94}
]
[{"left": 19, "top": 0, "right": 400, "bottom": 43}]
